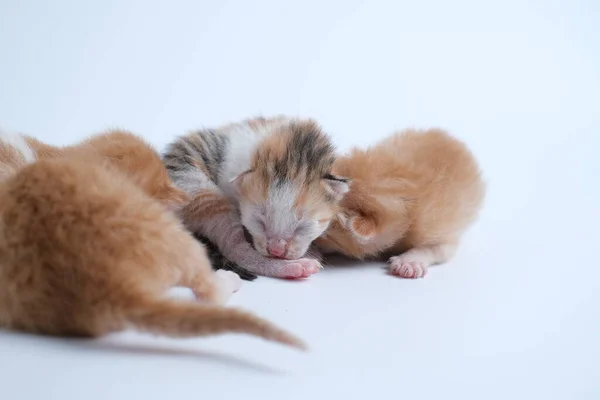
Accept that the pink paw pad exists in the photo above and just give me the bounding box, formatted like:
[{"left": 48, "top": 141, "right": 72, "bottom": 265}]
[
  {"left": 388, "top": 257, "right": 428, "bottom": 279},
  {"left": 280, "top": 259, "right": 321, "bottom": 279},
  {"left": 215, "top": 269, "right": 242, "bottom": 292}
]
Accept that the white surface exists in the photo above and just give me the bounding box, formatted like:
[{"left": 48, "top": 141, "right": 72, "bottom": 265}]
[{"left": 0, "top": 1, "right": 599, "bottom": 399}]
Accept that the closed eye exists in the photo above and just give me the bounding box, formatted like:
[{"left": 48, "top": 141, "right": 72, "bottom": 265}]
[{"left": 294, "top": 222, "right": 313, "bottom": 235}]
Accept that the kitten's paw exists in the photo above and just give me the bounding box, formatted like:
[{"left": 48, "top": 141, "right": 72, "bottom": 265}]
[
  {"left": 279, "top": 259, "right": 322, "bottom": 279},
  {"left": 388, "top": 256, "right": 428, "bottom": 279},
  {"left": 215, "top": 269, "right": 243, "bottom": 293}
]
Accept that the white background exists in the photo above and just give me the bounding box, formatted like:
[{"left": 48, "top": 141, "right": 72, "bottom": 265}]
[{"left": 1, "top": 0, "right": 599, "bottom": 399}]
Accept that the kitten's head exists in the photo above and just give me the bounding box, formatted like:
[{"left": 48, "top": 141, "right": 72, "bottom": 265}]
[
  {"left": 312, "top": 167, "right": 377, "bottom": 258},
  {"left": 80, "top": 130, "right": 190, "bottom": 210},
  {"left": 232, "top": 120, "right": 349, "bottom": 260},
  {"left": 315, "top": 151, "right": 414, "bottom": 258}
]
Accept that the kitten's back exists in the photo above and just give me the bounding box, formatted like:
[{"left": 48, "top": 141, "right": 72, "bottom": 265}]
[
  {"left": 0, "top": 158, "right": 305, "bottom": 348},
  {"left": 325, "top": 128, "right": 484, "bottom": 256}
]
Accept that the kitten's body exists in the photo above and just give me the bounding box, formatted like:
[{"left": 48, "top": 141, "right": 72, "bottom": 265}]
[
  {"left": 1, "top": 129, "right": 239, "bottom": 290},
  {"left": 0, "top": 157, "right": 304, "bottom": 349},
  {"left": 163, "top": 116, "right": 348, "bottom": 279},
  {"left": 1, "top": 129, "right": 190, "bottom": 207},
  {"left": 315, "top": 128, "right": 485, "bottom": 278}
]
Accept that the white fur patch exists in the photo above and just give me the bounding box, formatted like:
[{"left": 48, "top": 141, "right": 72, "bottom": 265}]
[
  {"left": 266, "top": 181, "right": 299, "bottom": 237},
  {"left": 0, "top": 129, "right": 35, "bottom": 163},
  {"left": 218, "top": 122, "right": 264, "bottom": 200}
]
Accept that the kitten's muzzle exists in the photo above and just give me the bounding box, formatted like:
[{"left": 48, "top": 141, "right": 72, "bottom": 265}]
[{"left": 266, "top": 238, "right": 289, "bottom": 258}]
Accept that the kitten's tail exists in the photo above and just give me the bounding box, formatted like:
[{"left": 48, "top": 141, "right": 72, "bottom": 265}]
[{"left": 126, "top": 297, "right": 306, "bottom": 350}]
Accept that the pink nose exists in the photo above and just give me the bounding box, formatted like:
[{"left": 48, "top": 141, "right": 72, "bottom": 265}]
[{"left": 267, "top": 238, "right": 288, "bottom": 257}]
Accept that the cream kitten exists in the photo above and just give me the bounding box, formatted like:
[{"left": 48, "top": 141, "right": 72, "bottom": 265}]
[{"left": 316, "top": 128, "right": 485, "bottom": 278}]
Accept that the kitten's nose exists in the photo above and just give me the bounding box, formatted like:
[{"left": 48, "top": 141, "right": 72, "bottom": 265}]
[{"left": 267, "top": 238, "right": 288, "bottom": 258}]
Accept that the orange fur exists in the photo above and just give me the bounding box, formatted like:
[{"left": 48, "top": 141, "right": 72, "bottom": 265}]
[
  {"left": 184, "top": 190, "right": 237, "bottom": 220},
  {"left": 24, "top": 136, "right": 64, "bottom": 158},
  {"left": 0, "top": 158, "right": 305, "bottom": 349},
  {"left": 42, "top": 130, "right": 189, "bottom": 209},
  {"left": 0, "top": 141, "right": 29, "bottom": 182},
  {"left": 315, "top": 128, "right": 485, "bottom": 278},
  {"left": 0, "top": 130, "right": 190, "bottom": 210}
]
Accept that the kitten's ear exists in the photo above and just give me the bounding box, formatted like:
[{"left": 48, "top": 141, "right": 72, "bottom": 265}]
[
  {"left": 229, "top": 169, "right": 252, "bottom": 187},
  {"left": 323, "top": 174, "right": 350, "bottom": 201},
  {"left": 346, "top": 214, "right": 378, "bottom": 244}
]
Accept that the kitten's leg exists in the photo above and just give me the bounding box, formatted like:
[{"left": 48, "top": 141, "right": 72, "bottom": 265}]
[
  {"left": 200, "top": 210, "right": 321, "bottom": 278},
  {"left": 187, "top": 271, "right": 241, "bottom": 305},
  {"left": 388, "top": 242, "right": 458, "bottom": 279},
  {"left": 183, "top": 190, "right": 320, "bottom": 279},
  {"left": 168, "top": 232, "right": 241, "bottom": 304},
  {"left": 194, "top": 232, "right": 258, "bottom": 281}
]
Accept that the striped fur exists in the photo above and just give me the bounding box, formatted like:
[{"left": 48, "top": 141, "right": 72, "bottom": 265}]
[{"left": 163, "top": 116, "right": 349, "bottom": 279}]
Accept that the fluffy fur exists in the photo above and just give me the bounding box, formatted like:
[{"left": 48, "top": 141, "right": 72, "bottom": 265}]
[
  {"left": 163, "top": 116, "right": 349, "bottom": 279},
  {"left": 2, "top": 129, "right": 190, "bottom": 210},
  {"left": 0, "top": 129, "right": 36, "bottom": 182},
  {"left": 32, "top": 130, "right": 190, "bottom": 210},
  {"left": 315, "top": 128, "right": 485, "bottom": 278},
  {"left": 0, "top": 157, "right": 304, "bottom": 349}
]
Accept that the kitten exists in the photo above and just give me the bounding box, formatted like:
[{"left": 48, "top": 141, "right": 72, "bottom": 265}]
[
  {"left": 2, "top": 129, "right": 257, "bottom": 278},
  {"left": 33, "top": 130, "right": 191, "bottom": 209},
  {"left": 315, "top": 128, "right": 485, "bottom": 278},
  {"left": 60, "top": 130, "right": 191, "bottom": 210},
  {"left": 0, "top": 157, "right": 305, "bottom": 349},
  {"left": 163, "top": 116, "right": 349, "bottom": 279},
  {"left": 2, "top": 129, "right": 190, "bottom": 210}
]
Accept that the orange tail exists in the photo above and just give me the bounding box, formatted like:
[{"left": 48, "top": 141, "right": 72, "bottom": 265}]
[{"left": 126, "top": 297, "right": 306, "bottom": 350}]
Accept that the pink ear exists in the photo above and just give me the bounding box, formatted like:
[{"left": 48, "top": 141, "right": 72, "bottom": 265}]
[
  {"left": 346, "top": 215, "right": 377, "bottom": 243},
  {"left": 324, "top": 174, "right": 350, "bottom": 200},
  {"left": 229, "top": 170, "right": 252, "bottom": 190}
]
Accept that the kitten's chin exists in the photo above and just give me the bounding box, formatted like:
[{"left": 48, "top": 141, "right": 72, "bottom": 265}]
[{"left": 285, "top": 248, "right": 309, "bottom": 260}]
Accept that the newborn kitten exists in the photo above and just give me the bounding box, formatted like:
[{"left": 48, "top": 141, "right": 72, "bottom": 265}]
[
  {"left": 163, "top": 116, "right": 349, "bottom": 279},
  {"left": 0, "top": 157, "right": 304, "bottom": 349},
  {"left": 33, "top": 130, "right": 190, "bottom": 209},
  {"left": 2, "top": 129, "right": 190, "bottom": 209},
  {"left": 315, "top": 128, "right": 485, "bottom": 278}
]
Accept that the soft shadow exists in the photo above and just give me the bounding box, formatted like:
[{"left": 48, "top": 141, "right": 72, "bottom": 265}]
[
  {"left": 75, "top": 339, "right": 285, "bottom": 374},
  {"left": 0, "top": 330, "right": 286, "bottom": 374},
  {"left": 321, "top": 253, "right": 386, "bottom": 270}
]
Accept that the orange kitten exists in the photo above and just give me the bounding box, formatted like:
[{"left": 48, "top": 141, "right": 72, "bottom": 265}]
[
  {"left": 36, "top": 130, "right": 190, "bottom": 209},
  {"left": 1, "top": 129, "right": 190, "bottom": 209},
  {"left": 315, "top": 128, "right": 485, "bottom": 278},
  {"left": 0, "top": 157, "right": 305, "bottom": 349}
]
